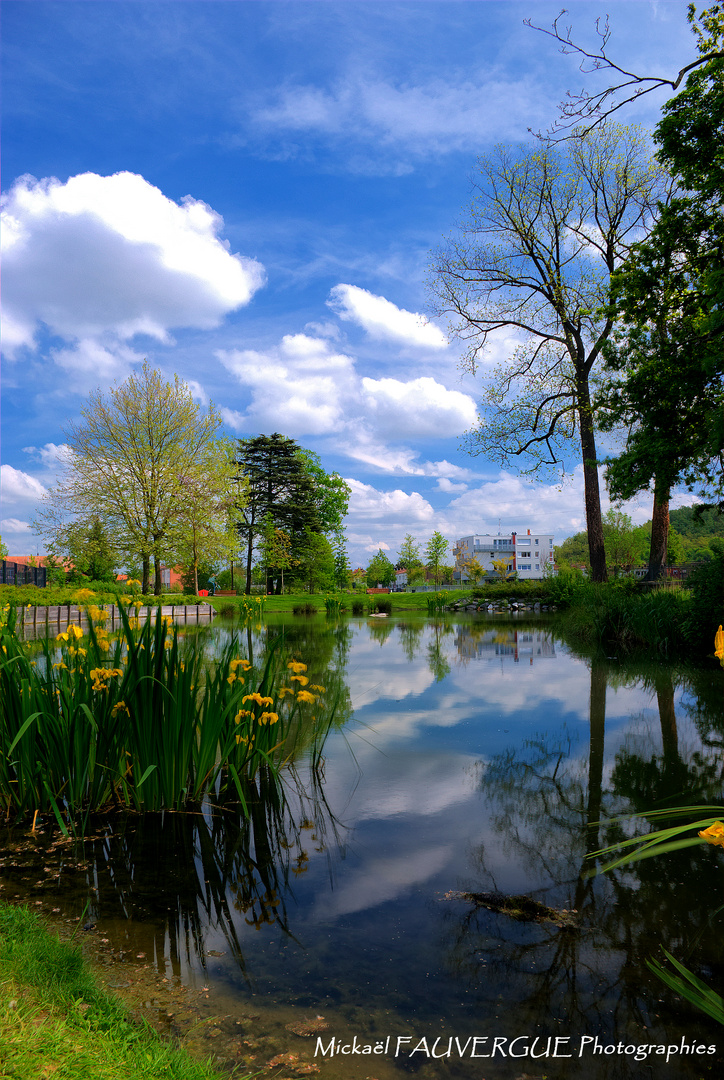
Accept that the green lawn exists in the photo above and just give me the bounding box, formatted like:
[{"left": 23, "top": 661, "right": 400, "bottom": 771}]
[
  {"left": 0, "top": 903, "right": 235, "bottom": 1080},
  {"left": 208, "top": 590, "right": 475, "bottom": 614}
]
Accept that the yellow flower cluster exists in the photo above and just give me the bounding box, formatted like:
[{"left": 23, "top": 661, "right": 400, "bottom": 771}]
[
  {"left": 715, "top": 626, "right": 724, "bottom": 667},
  {"left": 90, "top": 667, "right": 123, "bottom": 692},
  {"left": 74, "top": 588, "right": 96, "bottom": 603},
  {"left": 57, "top": 624, "right": 84, "bottom": 643},
  {"left": 290, "top": 674, "right": 309, "bottom": 686},
  {"left": 242, "top": 693, "right": 274, "bottom": 707},
  {"left": 296, "top": 691, "right": 316, "bottom": 704},
  {"left": 699, "top": 821, "right": 724, "bottom": 847},
  {"left": 287, "top": 661, "right": 307, "bottom": 674}
]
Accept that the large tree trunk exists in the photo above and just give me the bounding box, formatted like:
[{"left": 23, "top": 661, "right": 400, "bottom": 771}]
[
  {"left": 646, "top": 477, "right": 670, "bottom": 582},
  {"left": 245, "top": 529, "right": 253, "bottom": 595},
  {"left": 153, "top": 546, "right": 162, "bottom": 595},
  {"left": 142, "top": 553, "right": 150, "bottom": 594},
  {"left": 578, "top": 382, "right": 607, "bottom": 582}
]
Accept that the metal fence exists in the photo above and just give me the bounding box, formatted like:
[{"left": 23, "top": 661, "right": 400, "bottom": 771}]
[{"left": 1, "top": 560, "right": 47, "bottom": 588}]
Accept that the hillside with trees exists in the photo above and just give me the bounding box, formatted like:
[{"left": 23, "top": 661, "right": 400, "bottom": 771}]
[{"left": 556, "top": 504, "right": 723, "bottom": 571}]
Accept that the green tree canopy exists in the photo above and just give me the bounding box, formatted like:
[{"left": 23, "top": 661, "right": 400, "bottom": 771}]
[
  {"left": 33, "top": 363, "right": 225, "bottom": 594},
  {"left": 425, "top": 531, "right": 449, "bottom": 587},
  {"left": 366, "top": 549, "right": 395, "bottom": 588},
  {"left": 233, "top": 434, "right": 350, "bottom": 594},
  {"left": 397, "top": 533, "right": 422, "bottom": 569},
  {"left": 598, "top": 8, "right": 724, "bottom": 578}
]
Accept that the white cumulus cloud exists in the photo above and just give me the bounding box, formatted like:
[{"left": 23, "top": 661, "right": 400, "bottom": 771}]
[
  {"left": 1, "top": 465, "right": 47, "bottom": 504},
  {"left": 217, "top": 333, "right": 358, "bottom": 436},
  {"left": 1, "top": 171, "right": 265, "bottom": 356},
  {"left": 361, "top": 375, "right": 475, "bottom": 437},
  {"left": 328, "top": 283, "right": 447, "bottom": 349}
]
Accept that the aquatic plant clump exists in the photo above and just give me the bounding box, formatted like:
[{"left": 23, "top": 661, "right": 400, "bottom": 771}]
[
  {"left": 0, "top": 603, "right": 330, "bottom": 830},
  {"left": 426, "top": 592, "right": 447, "bottom": 616}
]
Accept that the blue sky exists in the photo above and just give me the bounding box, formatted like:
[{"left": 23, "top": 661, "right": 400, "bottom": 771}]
[{"left": 1, "top": 0, "right": 696, "bottom": 566}]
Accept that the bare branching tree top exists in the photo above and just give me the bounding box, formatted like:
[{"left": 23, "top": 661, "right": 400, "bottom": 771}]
[
  {"left": 428, "top": 126, "right": 667, "bottom": 581},
  {"left": 527, "top": 3, "right": 724, "bottom": 136}
]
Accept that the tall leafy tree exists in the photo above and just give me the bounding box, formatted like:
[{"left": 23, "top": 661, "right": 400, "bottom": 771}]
[
  {"left": 429, "top": 126, "right": 666, "bottom": 581},
  {"left": 397, "top": 533, "right": 422, "bottom": 569},
  {"left": 425, "top": 531, "right": 449, "bottom": 588},
  {"left": 234, "top": 433, "right": 319, "bottom": 594},
  {"left": 598, "top": 8, "right": 724, "bottom": 576},
  {"left": 171, "top": 439, "right": 243, "bottom": 595},
  {"left": 33, "top": 363, "right": 224, "bottom": 593},
  {"left": 366, "top": 549, "right": 395, "bottom": 588}
]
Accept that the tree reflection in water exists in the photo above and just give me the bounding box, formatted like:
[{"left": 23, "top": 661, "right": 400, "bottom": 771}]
[{"left": 446, "top": 650, "right": 724, "bottom": 1049}]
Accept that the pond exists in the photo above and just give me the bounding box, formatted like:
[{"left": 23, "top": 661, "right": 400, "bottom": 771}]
[{"left": 2, "top": 613, "right": 723, "bottom": 1080}]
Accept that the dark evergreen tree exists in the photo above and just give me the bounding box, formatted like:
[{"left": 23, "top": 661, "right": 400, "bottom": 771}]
[{"left": 234, "top": 433, "right": 321, "bottom": 594}]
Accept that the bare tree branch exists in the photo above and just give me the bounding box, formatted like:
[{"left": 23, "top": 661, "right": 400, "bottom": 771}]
[{"left": 526, "top": 7, "right": 723, "bottom": 138}]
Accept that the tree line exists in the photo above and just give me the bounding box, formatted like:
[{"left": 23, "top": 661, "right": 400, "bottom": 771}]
[
  {"left": 556, "top": 505, "right": 724, "bottom": 575},
  {"left": 363, "top": 532, "right": 450, "bottom": 589},
  {"left": 32, "top": 364, "right": 351, "bottom": 595},
  {"left": 428, "top": 4, "right": 723, "bottom": 582}
]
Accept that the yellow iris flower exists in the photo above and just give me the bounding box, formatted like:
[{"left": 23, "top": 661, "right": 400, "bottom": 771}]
[{"left": 699, "top": 821, "right": 724, "bottom": 847}]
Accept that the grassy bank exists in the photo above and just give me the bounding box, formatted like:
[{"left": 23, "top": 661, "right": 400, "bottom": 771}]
[
  {"left": 210, "top": 590, "right": 473, "bottom": 614},
  {"left": 0, "top": 902, "right": 227, "bottom": 1080}
]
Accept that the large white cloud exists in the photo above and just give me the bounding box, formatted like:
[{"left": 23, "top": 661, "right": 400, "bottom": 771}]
[
  {"left": 218, "top": 333, "right": 358, "bottom": 436},
  {"left": 345, "top": 478, "right": 438, "bottom": 557},
  {"left": 1, "top": 465, "right": 47, "bottom": 504},
  {"left": 0, "top": 465, "right": 49, "bottom": 554},
  {"left": 1, "top": 171, "right": 265, "bottom": 356},
  {"left": 328, "top": 283, "right": 447, "bottom": 349},
  {"left": 362, "top": 376, "right": 475, "bottom": 437},
  {"left": 217, "top": 312, "right": 474, "bottom": 454}
]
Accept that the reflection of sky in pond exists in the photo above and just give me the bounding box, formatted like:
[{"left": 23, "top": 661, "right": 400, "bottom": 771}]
[
  {"left": 199, "top": 621, "right": 723, "bottom": 1059},
  {"left": 9, "top": 615, "right": 723, "bottom": 1079}
]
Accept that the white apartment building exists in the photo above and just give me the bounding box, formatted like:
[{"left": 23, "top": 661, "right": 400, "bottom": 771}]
[{"left": 454, "top": 529, "right": 555, "bottom": 581}]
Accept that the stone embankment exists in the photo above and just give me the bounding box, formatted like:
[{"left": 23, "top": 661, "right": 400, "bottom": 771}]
[
  {"left": 15, "top": 603, "right": 216, "bottom": 639},
  {"left": 447, "top": 597, "right": 557, "bottom": 614}
]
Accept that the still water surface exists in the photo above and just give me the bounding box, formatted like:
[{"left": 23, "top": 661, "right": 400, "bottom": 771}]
[{"left": 3, "top": 614, "right": 723, "bottom": 1079}]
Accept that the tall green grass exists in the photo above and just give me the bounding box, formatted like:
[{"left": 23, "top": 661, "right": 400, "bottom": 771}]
[
  {"left": 558, "top": 580, "right": 692, "bottom": 655},
  {"left": 0, "top": 603, "right": 335, "bottom": 831}
]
